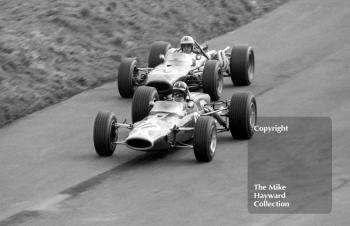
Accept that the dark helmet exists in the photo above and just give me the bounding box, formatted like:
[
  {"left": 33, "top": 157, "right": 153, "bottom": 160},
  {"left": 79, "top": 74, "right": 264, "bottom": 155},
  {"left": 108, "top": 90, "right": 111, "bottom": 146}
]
[{"left": 172, "top": 81, "right": 189, "bottom": 101}]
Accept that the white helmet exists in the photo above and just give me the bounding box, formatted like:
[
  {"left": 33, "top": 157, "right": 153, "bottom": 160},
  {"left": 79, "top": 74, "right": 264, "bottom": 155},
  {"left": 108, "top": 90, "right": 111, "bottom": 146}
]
[
  {"left": 180, "top": 36, "right": 194, "bottom": 53},
  {"left": 180, "top": 36, "right": 194, "bottom": 45}
]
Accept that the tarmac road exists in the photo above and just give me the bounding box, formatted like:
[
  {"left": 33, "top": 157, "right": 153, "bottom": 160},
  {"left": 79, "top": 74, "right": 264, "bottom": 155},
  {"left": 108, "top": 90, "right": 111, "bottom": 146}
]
[{"left": 0, "top": 0, "right": 349, "bottom": 225}]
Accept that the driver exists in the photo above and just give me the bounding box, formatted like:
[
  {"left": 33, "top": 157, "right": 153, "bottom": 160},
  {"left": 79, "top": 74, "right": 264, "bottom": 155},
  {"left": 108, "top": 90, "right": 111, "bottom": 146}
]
[
  {"left": 172, "top": 81, "right": 190, "bottom": 102},
  {"left": 180, "top": 36, "right": 195, "bottom": 54}
]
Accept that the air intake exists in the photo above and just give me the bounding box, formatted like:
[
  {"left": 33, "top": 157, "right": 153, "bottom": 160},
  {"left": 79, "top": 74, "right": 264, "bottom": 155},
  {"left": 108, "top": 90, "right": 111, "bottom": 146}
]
[{"left": 126, "top": 138, "right": 153, "bottom": 150}]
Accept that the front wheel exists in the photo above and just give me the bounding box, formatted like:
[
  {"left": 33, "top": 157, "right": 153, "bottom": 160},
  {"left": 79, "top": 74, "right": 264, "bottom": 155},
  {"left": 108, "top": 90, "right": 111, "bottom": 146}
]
[
  {"left": 118, "top": 58, "right": 137, "bottom": 98},
  {"left": 228, "top": 92, "right": 257, "bottom": 139},
  {"left": 148, "top": 41, "right": 172, "bottom": 68},
  {"left": 132, "top": 86, "right": 159, "bottom": 123},
  {"left": 202, "top": 60, "right": 223, "bottom": 101},
  {"left": 93, "top": 112, "right": 118, "bottom": 156},
  {"left": 193, "top": 116, "right": 217, "bottom": 162},
  {"left": 230, "top": 45, "right": 255, "bottom": 86}
]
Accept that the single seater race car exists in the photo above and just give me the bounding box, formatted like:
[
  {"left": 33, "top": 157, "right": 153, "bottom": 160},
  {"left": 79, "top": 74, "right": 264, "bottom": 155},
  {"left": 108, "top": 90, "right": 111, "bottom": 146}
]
[
  {"left": 94, "top": 86, "right": 257, "bottom": 162},
  {"left": 117, "top": 37, "right": 255, "bottom": 101}
]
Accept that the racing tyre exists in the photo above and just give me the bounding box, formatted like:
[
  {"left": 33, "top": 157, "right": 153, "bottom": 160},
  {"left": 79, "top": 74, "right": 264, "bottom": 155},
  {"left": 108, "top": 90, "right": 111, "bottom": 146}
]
[
  {"left": 93, "top": 112, "right": 118, "bottom": 156},
  {"left": 118, "top": 58, "right": 137, "bottom": 98},
  {"left": 193, "top": 116, "right": 217, "bottom": 162},
  {"left": 230, "top": 45, "right": 255, "bottom": 86},
  {"left": 228, "top": 92, "right": 257, "bottom": 139},
  {"left": 132, "top": 86, "right": 159, "bottom": 123},
  {"left": 203, "top": 60, "right": 223, "bottom": 101},
  {"left": 148, "top": 41, "right": 172, "bottom": 68}
]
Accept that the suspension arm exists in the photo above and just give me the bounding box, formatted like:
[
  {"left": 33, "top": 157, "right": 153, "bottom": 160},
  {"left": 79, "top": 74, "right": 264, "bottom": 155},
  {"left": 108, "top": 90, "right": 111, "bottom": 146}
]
[{"left": 114, "top": 123, "right": 133, "bottom": 129}]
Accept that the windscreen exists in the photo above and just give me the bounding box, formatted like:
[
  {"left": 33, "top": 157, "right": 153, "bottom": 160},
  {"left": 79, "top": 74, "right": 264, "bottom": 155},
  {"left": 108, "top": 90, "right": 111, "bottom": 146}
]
[
  {"left": 150, "top": 101, "right": 185, "bottom": 116},
  {"left": 164, "top": 53, "right": 193, "bottom": 67}
]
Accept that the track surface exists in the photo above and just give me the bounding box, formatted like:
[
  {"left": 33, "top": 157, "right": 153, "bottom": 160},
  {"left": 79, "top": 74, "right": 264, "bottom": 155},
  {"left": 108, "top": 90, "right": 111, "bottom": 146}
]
[{"left": 0, "top": 0, "right": 349, "bottom": 225}]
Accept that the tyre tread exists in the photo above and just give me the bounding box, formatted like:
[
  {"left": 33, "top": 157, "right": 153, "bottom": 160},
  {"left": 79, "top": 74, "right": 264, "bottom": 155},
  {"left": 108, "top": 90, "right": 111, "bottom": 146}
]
[
  {"left": 230, "top": 45, "right": 254, "bottom": 86},
  {"left": 118, "top": 58, "right": 136, "bottom": 98},
  {"left": 203, "top": 60, "right": 221, "bottom": 101},
  {"left": 193, "top": 116, "right": 216, "bottom": 162},
  {"left": 93, "top": 112, "right": 116, "bottom": 156},
  {"left": 132, "top": 86, "right": 159, "bottom": 123},
  {"left": 148, "top": 41, "right": 171, "bottom": 68},
  {"left": 229, "top": 92, "right": 256, "bottom": 139}
]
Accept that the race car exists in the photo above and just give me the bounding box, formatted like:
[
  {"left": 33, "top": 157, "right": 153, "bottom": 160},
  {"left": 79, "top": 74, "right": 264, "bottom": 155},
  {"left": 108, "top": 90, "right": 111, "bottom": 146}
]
[
  {"left": 93, "top": 86, "right": 257, "bottom": 162},
  {"left": 117, "top": 36, "right": 255, "bottom": 101}
]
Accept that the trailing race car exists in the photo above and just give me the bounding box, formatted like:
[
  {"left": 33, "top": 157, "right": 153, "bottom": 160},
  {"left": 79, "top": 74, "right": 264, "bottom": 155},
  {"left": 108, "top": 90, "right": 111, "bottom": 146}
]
[
  {"left": 117, "top": 36, "right": 255, "bottom": 101},
  {"left": 94, "top": 85, "right": 257, "bottom": 162}
]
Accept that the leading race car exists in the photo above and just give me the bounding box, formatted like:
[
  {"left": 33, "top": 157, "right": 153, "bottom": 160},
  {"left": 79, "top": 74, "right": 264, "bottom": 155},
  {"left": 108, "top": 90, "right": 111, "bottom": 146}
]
[
  {"left": 94, "top": 84, "right": 257, "bottom": 162},
  {"left": 117, "top": 36, "right": 255, "bottom": 101}
]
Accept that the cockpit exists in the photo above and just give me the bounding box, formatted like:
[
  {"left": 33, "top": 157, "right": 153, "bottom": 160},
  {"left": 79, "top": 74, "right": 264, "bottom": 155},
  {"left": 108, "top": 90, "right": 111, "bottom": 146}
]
[{"left": 150, "top": 101, "right": 185, "bottom": 116}]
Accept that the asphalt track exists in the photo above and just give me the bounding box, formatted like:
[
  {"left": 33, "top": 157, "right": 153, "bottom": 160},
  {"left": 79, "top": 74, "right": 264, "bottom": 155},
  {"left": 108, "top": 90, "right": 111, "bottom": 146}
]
[{"left": 0, "top": 0, "right": 349, "bottom": 225}]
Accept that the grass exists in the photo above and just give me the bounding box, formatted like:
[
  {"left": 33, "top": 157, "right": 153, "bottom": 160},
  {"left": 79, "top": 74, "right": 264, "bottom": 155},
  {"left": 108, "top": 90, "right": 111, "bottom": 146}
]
[{"left": 0, "top": 0, "right": 290, "bottom": 127}]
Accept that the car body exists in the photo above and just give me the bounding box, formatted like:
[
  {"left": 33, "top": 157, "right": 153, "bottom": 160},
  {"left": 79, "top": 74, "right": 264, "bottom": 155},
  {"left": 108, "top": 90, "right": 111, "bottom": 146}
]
[
  {"left": 93, "top": 86, "right": 257, "bottom": 162},
  {"left": 125, "top": 92, "right": 208, "bottom": 151},
  {"left": 145, "top": 52, "right": 205, "bottom": 96},
  {"left": 117, "top": 38, "right": 255, "bottom": 101}
]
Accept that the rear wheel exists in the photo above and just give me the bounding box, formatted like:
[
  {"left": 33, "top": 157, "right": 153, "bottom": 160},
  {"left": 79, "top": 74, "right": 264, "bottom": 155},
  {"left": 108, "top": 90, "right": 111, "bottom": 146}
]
[
  {"left": 118, "top": 58, "right": 137, "bottom": 98},
  {"left": 193, "top": 116, "right": 217, "bottom": 162},
  {"left": 93, "top": 112, "right": 118, "bottom": 156},
  {"left": 132, "top": 86, "right": 159, "bottom": 123},
  {"left": 148, "top": 41, "right": 172, "bottom": 68},
  {"left": 230, "top": 45, "right": 255, "bottom": 86},
  {"left": 202, "top": 60, "right": 223, "bottom": 101},
  {"left": 228, "top": 92, "right": 257, "bottom": 139}
]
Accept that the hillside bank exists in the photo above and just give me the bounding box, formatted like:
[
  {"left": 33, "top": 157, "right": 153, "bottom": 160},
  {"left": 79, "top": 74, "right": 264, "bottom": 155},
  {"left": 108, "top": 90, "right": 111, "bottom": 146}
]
[{"left": 0, "top": 0, "right": 289, "bottom": 127}]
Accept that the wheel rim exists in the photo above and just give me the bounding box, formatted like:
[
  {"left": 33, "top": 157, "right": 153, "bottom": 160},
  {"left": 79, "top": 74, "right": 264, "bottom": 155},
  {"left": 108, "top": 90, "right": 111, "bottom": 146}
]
[
  {"left": 148, "top": 94, "right": 158, "bottom": 111},
  {"left": 131, "top": 66, "right": 138, "bottom": 86},
  {"left": 247, "top": 51, "right": 254, "bottom": 82},
  {"left": 217, "top": 69, "right": 223, "bottom": 95},
  {"left": 249, "top": 102, "right": 256, "bottom": 129},
  {"left": 109, "top": 122, "right": 117, "bottom": 150},
  {"left": 210, "top": 128, "right": 217, "bottom": 154}
]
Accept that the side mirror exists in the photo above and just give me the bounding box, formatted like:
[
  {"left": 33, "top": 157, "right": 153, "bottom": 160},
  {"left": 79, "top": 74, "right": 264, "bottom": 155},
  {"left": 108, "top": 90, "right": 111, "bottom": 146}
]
[{"left": 196, "top": 54, "right": 201, "bottom": 60}]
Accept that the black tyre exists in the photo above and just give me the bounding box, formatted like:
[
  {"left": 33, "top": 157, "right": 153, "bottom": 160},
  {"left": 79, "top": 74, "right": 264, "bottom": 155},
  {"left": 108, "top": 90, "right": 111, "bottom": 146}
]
[
  {"left": 132, "top": 86, "right": 159, "bottom": 123},
  {"left": 228, "top": 92, "right": 257, "bottom": 139},
  {"left": 118, "top": 58, "right": 137, "bottom": 98},
  {"left": 230, "top": 45, "right": 255, "bottom": 86},
  {"left": 202, "top": 60, "right": 223, "bottom": 101},
  {"left": 93, "top": 112, "right": 118, "bottom": 157},
  {"left": 193, "top": 116, "right": 217, "bottom": 162},
  {"left": 148, "top": 41, "right": 172, "bottom": 68}
]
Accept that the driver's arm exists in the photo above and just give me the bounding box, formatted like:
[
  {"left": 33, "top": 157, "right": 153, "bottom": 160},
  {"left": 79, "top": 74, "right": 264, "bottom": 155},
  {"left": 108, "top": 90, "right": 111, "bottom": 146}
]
[{"left": 193, "top": 46, "right": 201, "bottom": 54}]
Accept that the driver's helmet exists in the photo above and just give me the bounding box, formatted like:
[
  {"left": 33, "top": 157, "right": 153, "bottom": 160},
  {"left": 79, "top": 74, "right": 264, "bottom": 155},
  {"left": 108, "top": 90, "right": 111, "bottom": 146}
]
[
  {"left": 172, "top": 81, "right": 189, "bottom": 102},
  {"left": 180, "top": 36, "right": 194, "bottom": 54}
]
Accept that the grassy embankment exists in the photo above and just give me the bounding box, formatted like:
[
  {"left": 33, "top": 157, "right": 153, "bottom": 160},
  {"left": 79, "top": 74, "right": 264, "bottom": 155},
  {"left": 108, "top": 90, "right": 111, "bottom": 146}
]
[{"left": 0, "top": 0, "right": 289, "bottom": 127}]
